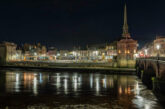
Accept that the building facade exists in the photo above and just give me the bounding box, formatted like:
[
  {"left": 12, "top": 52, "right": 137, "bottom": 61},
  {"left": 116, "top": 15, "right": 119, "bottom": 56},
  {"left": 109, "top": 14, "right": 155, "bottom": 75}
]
[
  {"left": 0, "top": 42, "right": 17, "bottom": 64},
  {"left": 154, "top": 36, "right": 165, "bottom": 56},
  {"left": 117, "top": 4, "right": 138, "bottom": 67}
]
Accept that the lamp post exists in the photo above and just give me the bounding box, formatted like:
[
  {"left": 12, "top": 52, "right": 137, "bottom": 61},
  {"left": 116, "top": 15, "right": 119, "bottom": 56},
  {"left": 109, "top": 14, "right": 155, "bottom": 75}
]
[
  {"left": 156, "top": 44, "right": 160, "bottom": 60},
  {"left": 144, "top": 49, "right": 148, "bottom": 69},
  {"left": 144, "top": 49, "right": 148, "bottom": 58},
  {"left": 156, "top": 44, "right": 160, "bottom": 75}
]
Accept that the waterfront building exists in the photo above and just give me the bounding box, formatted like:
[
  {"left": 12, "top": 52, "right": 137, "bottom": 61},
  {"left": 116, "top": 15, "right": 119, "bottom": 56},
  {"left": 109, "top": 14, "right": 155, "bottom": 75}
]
[
  {"left": 0, "top": 42, "right": 17, "bottom": 64},
  {"left": 70, "top": 43, "right": 118, "bottom": 62},
  {"left": 87, "top": 44, "right": 107, "bottom": 61},
  {"left": 23, "top": 43, "right": 48, "bottom": 61},
  {"left": 154, "top": 36, "right": 165, "bottom": 56},
  {"left": 47, "top": 47, "right": 57, "bottom": 60},
  {"left": 138, "top": 42, "right": 154, "bottom": 57},
  {"left": 105, "top": 41, "right": 117, "bottom": 61},
  {"left": 15, "top": 50, "right": 24, "bottom": 61},
  {"left": 23, "top": 44, "right": 38, "bottom": 61},
  {"left": 138, "top": 36, "right": 165, "bottom": 57},
  {"left": 23, "top": 43, "right": 31, "bottom": 52},
  {"left": 79, "top": 50, "right": 90, "bottom": 60},
  {"left": 41, "top": 46, "right": 47, "bottom": 55},
  {"left": 38, "top": 46, "right": 47, "bottom": 60},
  {"left": 57, "top": 50, "right": 70, "bottom": 60},
  {"left": 117, "top": 4, "right": 138, "bottom": 67}
]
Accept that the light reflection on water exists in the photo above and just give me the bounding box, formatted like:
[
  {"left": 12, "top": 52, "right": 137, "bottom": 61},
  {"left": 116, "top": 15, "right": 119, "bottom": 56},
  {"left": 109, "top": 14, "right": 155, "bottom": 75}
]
[{"left": 0, "top": 71, "right": 163, "bottom": 109}]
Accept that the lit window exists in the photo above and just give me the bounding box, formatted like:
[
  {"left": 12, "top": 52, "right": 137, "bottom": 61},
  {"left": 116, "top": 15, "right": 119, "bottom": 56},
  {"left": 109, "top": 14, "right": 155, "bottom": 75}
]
[{"left": 134, "top": 50, "right": 136, "bottom": 53}]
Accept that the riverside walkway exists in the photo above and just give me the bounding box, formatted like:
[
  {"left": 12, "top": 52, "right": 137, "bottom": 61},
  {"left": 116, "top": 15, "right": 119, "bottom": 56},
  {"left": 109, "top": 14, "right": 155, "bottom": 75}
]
[{"left": 0, "top": 61, "right": 135, "bottom": 73}]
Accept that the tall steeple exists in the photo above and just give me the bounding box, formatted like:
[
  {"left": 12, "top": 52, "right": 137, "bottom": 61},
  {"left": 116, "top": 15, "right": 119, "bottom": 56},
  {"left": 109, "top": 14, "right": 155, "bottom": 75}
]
[{"left": 122, "top": 4, "right": 131, "bottom": 38}]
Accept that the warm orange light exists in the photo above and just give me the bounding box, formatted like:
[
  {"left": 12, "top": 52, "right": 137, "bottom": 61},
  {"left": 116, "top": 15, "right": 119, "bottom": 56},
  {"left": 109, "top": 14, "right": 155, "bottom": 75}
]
[
  {"left": 119, "top": 86, "right": 122, "bottom": 94},
  {"left": 125, "top": 88, "right": 127, "bottom": 94},
  {"left": 128, "top": 87, "right": 131, "bottom": 94},
  {"left": 134, "top": 50, "right": 136, "bottom": 53},
  {"left": 24, "top": 56, "right": 26, "bottom": 61}
]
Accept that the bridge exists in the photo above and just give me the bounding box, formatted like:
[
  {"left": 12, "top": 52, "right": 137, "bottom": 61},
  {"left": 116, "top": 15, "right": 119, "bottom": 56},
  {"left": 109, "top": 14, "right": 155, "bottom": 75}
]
[{"left": 136, "top": 57, "right": 165, "bottom": 93}]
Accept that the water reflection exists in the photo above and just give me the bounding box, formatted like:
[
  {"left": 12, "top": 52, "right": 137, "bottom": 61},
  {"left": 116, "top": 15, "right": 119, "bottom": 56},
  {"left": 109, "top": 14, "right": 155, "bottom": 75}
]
[
  {"left": 15, "top": 73, "right": 20, "bottom": 92},
  {"left": 33, "top": 75, "right": 38, "bottom": 95},
  {"left": 72, "top": 75, "right": 78, "bottom": 92},
  {"left": 90, "top": 74, "right": 93, "bottom": 89},
  {"left": 56, "top": 73, "right": 61, "bottom": 91},
  {"left": 64, "top": 78, "right": 68, "bottom": 94},
  {"left": 0, "top": 71, "right": 163, "bottom": 109},
  {"left": 39, "top": 73, "right": 43, "bottom": 83},
  {"left": 102, "top": 77, "right": 107, "bottom": 89},
  {"left": 5, "top": 72, "right": 115, "bottom": 95}
]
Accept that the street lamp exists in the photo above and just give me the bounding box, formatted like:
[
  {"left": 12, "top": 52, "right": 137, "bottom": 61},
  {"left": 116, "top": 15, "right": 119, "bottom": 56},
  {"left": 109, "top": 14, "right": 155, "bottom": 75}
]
[
  {"left": 156, "top": 44, "right": 160, "bottom": 60},
  {"left": 144, "top": 49, "right": 148, "bottom": 58},
  {"left": 57, "top": 53, "right": 60, "bottom": 56},
  {"left": 156, "top": 44, "right": 160, "bottom": 50},
  {"left": 156, "top": 44, "right": 160, "bottom": 75}
]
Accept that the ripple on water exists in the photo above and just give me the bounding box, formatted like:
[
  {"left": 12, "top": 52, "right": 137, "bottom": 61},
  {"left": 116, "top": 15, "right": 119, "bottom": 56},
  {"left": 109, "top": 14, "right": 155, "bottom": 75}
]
[
  {"left": 25, "top": 104, "right": 123, "bottom": 109},
  {"left": 132, "top": 79, "right": 163, "bottom": 109},
  {"left": 0, "top": 71, "right": 164, "bottom": 109}
]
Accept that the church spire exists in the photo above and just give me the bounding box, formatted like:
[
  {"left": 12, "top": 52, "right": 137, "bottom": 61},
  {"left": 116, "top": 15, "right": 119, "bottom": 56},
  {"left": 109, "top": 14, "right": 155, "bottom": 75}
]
[
  {"left": 122, "top": 4, "right": 130, "bottom": 38},
  {"left": 124, "top": 4, "right": 128, "bottom": 28}
]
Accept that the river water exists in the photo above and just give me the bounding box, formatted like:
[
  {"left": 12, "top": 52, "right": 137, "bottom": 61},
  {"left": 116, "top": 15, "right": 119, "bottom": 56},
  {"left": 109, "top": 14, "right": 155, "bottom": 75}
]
[{"left": 0, "top": 70, "right": 163, "bottom": 109}]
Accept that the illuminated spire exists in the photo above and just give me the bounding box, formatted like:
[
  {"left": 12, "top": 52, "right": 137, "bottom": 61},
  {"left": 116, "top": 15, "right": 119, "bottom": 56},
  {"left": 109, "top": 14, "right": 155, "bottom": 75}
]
[{"left": 122, "top": 4, "right": 130, "bottom": 38}]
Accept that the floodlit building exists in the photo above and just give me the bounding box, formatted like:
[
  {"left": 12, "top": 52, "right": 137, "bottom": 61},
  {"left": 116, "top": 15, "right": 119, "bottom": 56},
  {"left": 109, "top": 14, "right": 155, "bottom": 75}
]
[
  {"left": 23, "top": 43, "right": 48, "bottom": 61},
  {"left": 138, "top": 42, "right": 154, "bottom": 57},
  {"left": 57, "top": 50, "right": 70, "bottom": 60},
  {"left": 117, "top": 4, "right": 138, "bottom": 67},
  {"left": 106, "top": 41, "right": 117, "bottom": 60},
  {"left": 15, "top": 50, "right": 23, "bottom": 61},
  {"left": 154, "top": 36, "right": 165, "bottom": 56},
  {"left": 0, "top": 42, "right": 17, "bottom": 64},
  {"left": 79, "top": 50, "right": 90, "bottom": 60},
  {"left": 47, "top": 47, "right": 57, "bottom": 60},
  {"left": 139, "top": 36, "right": 165, "bottom": 57}
]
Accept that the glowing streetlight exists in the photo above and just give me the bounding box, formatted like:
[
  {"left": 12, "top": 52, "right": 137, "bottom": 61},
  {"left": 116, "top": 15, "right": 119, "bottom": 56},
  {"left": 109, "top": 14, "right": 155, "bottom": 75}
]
[
  {"left": 95, "top": 51, "right": 99, "bottom": 56},
  {"left": 144, "top": 49, "right": 148, "bottom": 55},
  {"left": 34, "top": 52, "right": 37, "bottom": 56},
  {"left": 156, "top": 44, "right": 160, "bottom": 50},
  {"left": 144, "top": 49, "right": 148, "bottom": 57},
  {"left": 72, "top": 51, "right": 76, "bottom": 56},
  {"left": 156, "top": 44, "right": 161, "bottom": 58},
  {"left": 156, "top": 44, "right": 160, "bottom": 75},
  {"left": 57, "top": 53, "right": 60, "bottom": 56}
]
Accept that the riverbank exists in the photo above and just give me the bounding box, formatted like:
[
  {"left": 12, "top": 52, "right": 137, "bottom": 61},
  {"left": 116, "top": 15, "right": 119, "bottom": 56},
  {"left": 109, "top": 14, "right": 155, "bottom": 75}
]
[
  {"left": 0, "top": 61, "right": 136, "bottom": 74},
  {"left": 0, "top": 65, "right": 136, "bottom": 74}
]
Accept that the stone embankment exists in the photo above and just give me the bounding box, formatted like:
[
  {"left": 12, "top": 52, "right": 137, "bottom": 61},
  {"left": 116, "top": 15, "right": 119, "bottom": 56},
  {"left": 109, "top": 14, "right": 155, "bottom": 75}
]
[{"left": 0, "top": 61, "right": 136, "bottom": 73}]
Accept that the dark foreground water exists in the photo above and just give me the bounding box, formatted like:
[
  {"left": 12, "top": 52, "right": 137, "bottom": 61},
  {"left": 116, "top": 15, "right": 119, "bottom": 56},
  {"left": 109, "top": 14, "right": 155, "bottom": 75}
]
[{"left": 0, "top": 70, "right": 163, "bottom": 109}]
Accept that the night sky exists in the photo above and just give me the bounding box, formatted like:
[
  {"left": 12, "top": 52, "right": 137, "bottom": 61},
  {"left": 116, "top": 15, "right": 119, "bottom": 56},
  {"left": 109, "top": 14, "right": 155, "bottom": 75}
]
[{"left": 0, "top": 0, "right": 165, "bottom": 49}]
